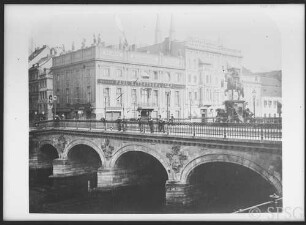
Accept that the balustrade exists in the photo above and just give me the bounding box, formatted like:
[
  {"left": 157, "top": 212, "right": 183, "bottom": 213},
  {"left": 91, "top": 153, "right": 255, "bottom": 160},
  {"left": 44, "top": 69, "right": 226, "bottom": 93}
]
[{"left": 30, "top": 119, "right": 282, "bottom": 142}]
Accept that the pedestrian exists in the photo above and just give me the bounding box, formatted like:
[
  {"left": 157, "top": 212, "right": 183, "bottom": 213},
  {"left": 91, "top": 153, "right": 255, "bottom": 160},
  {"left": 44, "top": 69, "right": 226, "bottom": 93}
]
[
  {"left": 122, "top": 118, "right": 127, "bottom": 131},
  {"left": 116, "top": 116, "right": 122, "bottom": 131},
  {"left": 158, "top": 115, "right": 162, "bottom": 132},
  {"left": 148, "top": 116, "right": 154, "bottom": 133},
  {"left": 158, "top": 115, "right": 165, "bottom": 133},
  {"left": 137, "top": 115, "right": 143, "bottom": 132},
  {"left": 170, "top": 114, "right": 174, "bottom": 125}
]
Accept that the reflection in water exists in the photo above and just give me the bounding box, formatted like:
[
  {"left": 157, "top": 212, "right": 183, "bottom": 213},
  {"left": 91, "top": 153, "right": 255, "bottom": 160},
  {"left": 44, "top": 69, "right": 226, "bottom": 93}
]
[{"left": 30, "top": 162, "right": 280, "bottom": 214}]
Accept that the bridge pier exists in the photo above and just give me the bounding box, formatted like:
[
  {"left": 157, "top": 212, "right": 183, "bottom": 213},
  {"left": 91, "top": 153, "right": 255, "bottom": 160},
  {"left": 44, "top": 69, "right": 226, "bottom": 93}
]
[
  {"left": 165, "top": 181, "right": 198, "bottom": 211},
  {"left": 97, "top": 167, "right": 145, "bottom": 190},
  {"left": 49, "top": 158, "right": 98, "bottom": 200}
]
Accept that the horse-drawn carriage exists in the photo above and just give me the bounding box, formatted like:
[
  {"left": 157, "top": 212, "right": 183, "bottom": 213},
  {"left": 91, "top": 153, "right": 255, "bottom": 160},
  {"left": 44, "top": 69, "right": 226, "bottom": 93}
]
[{"left": 216, "top": 100, "right": 254, "bottom": 123}]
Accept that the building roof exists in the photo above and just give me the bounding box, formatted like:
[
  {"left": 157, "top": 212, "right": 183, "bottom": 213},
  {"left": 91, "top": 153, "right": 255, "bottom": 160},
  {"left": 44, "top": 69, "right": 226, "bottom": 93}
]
[{"left": 28, "top": 45, "right": 47, "bottom": 61}]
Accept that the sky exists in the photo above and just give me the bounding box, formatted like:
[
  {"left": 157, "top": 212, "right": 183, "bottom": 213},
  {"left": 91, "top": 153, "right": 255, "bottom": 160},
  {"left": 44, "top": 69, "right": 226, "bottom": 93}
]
[{"left": 27, "top": 5, "right": 282, "bottom": 73}]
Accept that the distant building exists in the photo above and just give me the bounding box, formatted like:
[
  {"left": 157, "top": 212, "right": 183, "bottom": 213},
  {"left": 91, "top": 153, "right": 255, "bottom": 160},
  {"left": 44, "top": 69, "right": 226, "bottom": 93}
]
[
  {"left": 29, "top": 45, "right": 58, "bottom": 121},
  {"left": 257, "top": 71, "right": 282, "bottom": 117},
  {"left": 138, "top": 36, "right": 243, "bottom": 119},
  {"left": 28, "top": 45, "right": 50, "bottom": 69},
  {"left": 51, "top": 42, "right": 185, "bottom": 120},
  {"left": 241, "top": 67, "right": 262, "bottom": 117}
]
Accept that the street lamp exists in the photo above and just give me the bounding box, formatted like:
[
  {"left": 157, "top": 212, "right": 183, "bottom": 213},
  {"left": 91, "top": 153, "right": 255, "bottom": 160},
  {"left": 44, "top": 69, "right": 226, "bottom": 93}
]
[
  {"left": 116, "top": 93, "right": 124, "bottom": 119},
  {"left": 189, "top": 96, "right": 192, "bottom": 121},
  {"left": 104, "top": 97, "right": 107, "bottom": 119},
  {"left": 165, "top": 86, "right": 171, "bottom": 121},
  {"left": 252, "top": 89, "right": 256, "bottom": 117}
]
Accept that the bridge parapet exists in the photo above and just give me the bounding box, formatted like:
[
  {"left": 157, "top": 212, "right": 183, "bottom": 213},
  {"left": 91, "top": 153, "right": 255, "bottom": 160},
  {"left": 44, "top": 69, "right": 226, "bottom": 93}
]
[{"left": 31, "top": 120, "right": 282, "bottom": 142}]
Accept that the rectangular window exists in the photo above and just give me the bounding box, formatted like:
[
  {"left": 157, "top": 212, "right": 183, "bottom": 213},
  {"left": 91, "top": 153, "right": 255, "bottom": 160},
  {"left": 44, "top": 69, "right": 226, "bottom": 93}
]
[
  {"left": 117, "top": 69, "right": 122, "bottom": 77},
  {"left": 103, "top": 68, "right": 110, "bottom": 77},
  {"left": 104, "top": 88, "right": 110, "bottom": 106},
  {"left": 165, "top": 91, "right": 171, "bottom": 107},
  {"left": 154, "top": 71, "right": 158, "bottom": 80},
  {"left": 87, "top": 86, "right": 91, "bottom": 103},
  {"left": 166, "top": 72, "right": 171, "bottom": 82},
  {"left": 76, "top": 87, "right": 80, "bottom": 103},
  {"left": 175, "top": 91, "right": 180, "bottom": 106},
  {"left": 131, "top": 89, "right": 137, "bottom": 104},
  {"left": 86, "top": 69, "right": 90, "bottom": 78},
  {"left": 193, "top": 75, "right": 197, "bottom": 83},
  {"left": 153, "top": 90, "right": 158, "bottom": 106},
  {"left": 264, "top": 100, "right": 267, "bottom": 107},
  {"left": 116, "top": 88, "right": 122, "bottom": 106},
  {"left": 132, "top": 70, "right": 137, "bottom": 79},
  {"left": 194, "top": 92, "right": 197, "bottom": 100},
  {"left": 268, "top": 101, "right": 272, "bottom": 108},
  {"left": 66, "top": 88, "right": 69, "bottom": 104}
]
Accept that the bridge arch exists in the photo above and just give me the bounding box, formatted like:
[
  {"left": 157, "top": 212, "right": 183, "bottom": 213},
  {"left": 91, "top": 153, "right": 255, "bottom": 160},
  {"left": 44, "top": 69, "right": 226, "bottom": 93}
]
[
  {"left": 38, "top": 140, "right": 60, "bottom": 156},
  {"left": 110, "top": 144, "right": 170, "bottom": 177},
  {"left": 180, "top": 153, "right": 282, "bottom": 195},
  {"left": 63, "top": 139, "right": 106, "bottom": 166}
]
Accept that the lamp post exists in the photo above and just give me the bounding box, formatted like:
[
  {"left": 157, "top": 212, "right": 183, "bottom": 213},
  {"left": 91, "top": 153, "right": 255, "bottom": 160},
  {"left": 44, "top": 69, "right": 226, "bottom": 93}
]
[
  {"left": 189, "top": 97, "right": 192, "bottom": 121},
  {"left": 252, "top": 89, "right": 256, "bottom": 117},
  {"left": 53, "top": 96, "right": 57, "bottom": 120},
  {"left": 165, "top": 87, "right": 171, "bottom": 121},
  {"left": 104, "top": 97, "right": 107, "bottom": 119},
  {"left": 117, "top": 93, "right": 124, "bottom": 119}
]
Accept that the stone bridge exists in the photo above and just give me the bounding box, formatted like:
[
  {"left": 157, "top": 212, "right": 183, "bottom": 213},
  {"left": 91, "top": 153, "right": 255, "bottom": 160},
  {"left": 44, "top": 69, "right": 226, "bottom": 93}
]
[{"left": 29, "top": 128, "right": 282, "bottom": 207}]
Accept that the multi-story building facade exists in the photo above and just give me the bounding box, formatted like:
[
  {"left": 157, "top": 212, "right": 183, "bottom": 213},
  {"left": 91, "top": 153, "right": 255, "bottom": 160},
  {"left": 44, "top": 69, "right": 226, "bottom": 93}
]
[
  {"left": 51, "top": 43, "right": 185, "bottom": 120},
  {"left": 29, "top": 45, "right": 59, "bottom": 121},
  {"left": 139, "top": 36, "right": 243, "bottom": 119},
  {"left": 241, "top": 67, "right": 262, "bottom": 117},
  {"left": 29, "top": 65, "right": 40, "bottom": 121},
  {"left": 258, "top": 71, "right": 282, "bottom": 118},
  {"left": 29, "top": 45, "right": 51, "bottom": 69}
]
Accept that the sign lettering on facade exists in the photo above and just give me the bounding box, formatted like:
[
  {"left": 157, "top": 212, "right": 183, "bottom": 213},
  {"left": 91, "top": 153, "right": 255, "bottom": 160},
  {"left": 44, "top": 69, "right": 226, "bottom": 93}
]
[{"left": 97, "top": 79, "right": 185, "bottom": 89}]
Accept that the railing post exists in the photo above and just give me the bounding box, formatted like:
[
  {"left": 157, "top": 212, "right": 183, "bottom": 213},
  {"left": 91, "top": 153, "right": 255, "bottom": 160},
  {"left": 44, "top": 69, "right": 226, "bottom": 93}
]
[
  {"left": 76, "top": 120, "right": 79, "bottom": 130},
  {"left": 261, "top": 124, "right": 264, "bottom": 141},
  {"left": 89, "top": 120, "right": 92, "bottom": 130},
  {"left": 193, "top": 123, "right": 196, "bottom": 137},
  {"left": 223, "top": 126, "right": 227, "bottom": 139}
]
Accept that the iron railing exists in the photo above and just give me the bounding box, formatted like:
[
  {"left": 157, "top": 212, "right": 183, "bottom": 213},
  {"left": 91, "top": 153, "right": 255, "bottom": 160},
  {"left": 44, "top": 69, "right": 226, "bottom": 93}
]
[
  {"left": 30, "top": 119, "right": 282, "bottom": 142},
  {"left": 175, "top": 117, "right": 282, "bottom": 124}
]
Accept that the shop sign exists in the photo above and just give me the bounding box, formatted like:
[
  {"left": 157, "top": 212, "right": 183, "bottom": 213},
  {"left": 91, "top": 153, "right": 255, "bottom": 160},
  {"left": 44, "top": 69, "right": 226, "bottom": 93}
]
[{"left": 97, "top": 79, "right": 185, "bottom": 89}]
